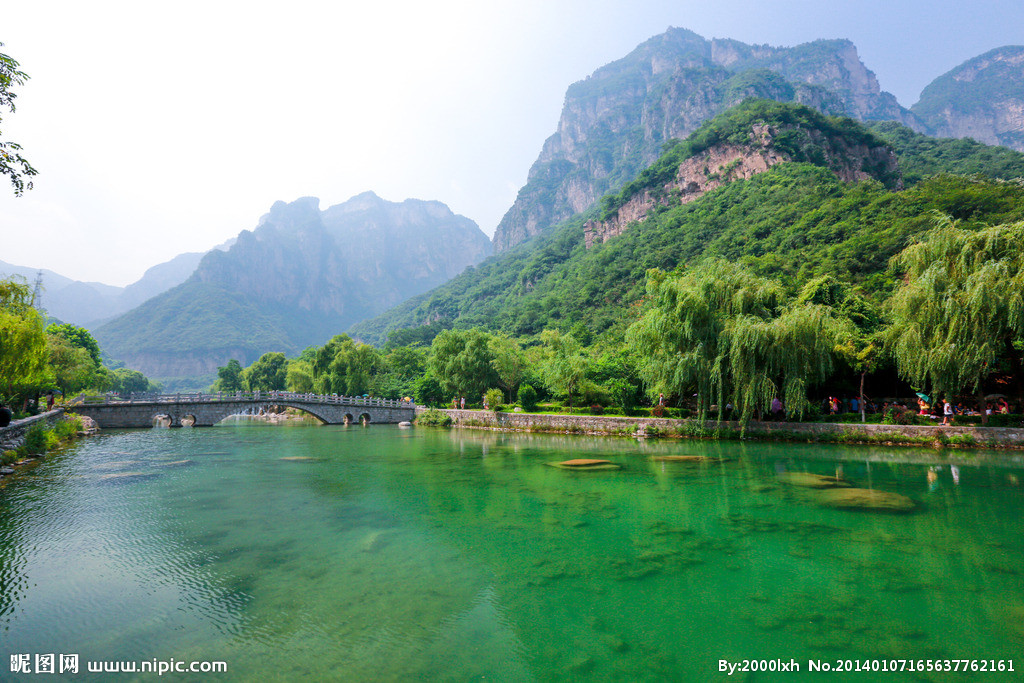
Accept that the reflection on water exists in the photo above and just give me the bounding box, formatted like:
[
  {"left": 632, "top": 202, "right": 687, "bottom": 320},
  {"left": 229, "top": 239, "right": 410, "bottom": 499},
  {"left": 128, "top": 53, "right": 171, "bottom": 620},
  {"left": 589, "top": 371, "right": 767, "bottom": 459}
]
[{"left": 1, "top": 424, "right": 1023, "bottom": 680}]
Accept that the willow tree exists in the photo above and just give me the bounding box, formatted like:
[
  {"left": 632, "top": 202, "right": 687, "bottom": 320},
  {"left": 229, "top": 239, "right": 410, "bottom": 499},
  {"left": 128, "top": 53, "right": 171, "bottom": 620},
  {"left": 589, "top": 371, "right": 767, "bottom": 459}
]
[
  {"left": 0, "top": 277, "right": 49, "bottom": 400},
  {"left": 887, "top": 217, "right": 1024, "bottom": 414},
  {"left": 627, "top": 260, "right": 849, "bottom": 423}
]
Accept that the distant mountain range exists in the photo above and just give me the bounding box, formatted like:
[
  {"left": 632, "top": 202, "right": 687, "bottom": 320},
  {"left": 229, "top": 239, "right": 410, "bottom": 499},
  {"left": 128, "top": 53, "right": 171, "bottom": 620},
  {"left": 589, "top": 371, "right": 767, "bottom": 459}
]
[
  {"left": 0, "top": 245, "right": 230, "bottom": 327},
  {"left": 91, "top": 192, "right": 491, "bottom": 383}
]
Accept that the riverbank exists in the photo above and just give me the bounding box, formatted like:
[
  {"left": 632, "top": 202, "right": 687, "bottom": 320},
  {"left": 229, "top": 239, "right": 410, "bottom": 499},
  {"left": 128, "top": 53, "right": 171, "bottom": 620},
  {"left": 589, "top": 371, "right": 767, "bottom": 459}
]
[
  {"left": 424, "top": 408, "right": 1024, "bottom": 449},
  {"left": 0, "top": 409, "right": 97, "bottom": 478}
]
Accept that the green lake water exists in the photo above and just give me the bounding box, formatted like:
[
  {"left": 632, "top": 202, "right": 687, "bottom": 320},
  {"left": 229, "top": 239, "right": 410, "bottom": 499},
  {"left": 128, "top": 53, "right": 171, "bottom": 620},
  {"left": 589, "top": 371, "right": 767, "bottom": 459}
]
[{"left": 1, "top": 420, "right": 1023, "bottom": 681}]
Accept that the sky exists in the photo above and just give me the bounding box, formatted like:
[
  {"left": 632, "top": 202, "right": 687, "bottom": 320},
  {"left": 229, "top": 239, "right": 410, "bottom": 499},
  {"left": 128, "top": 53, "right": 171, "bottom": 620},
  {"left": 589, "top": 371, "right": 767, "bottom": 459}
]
[{"left": 1, "top": 0, "right": 1022, "bottom": 286}]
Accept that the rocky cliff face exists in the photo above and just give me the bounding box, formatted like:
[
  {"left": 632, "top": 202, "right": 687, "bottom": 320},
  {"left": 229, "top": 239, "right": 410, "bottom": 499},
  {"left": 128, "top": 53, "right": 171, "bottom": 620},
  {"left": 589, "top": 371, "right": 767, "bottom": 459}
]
[
  {"left": 584, "top": 121, "right": 900, "bottom": 248},
  {"left": 95, "top": 193, "right": 491, "bottom": 380},
  {"left": 912, "top": 46, "right": 1024, "bottom": 152},
  {"left": 493, "top": 28, "right": 918, "bottom": 252}
]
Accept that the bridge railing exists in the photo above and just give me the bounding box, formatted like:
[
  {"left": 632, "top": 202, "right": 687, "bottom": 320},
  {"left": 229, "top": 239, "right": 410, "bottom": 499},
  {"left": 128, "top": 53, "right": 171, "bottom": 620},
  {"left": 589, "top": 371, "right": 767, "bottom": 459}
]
[{"left": 71, "top": 391, "right": 415, "bottom": 409}]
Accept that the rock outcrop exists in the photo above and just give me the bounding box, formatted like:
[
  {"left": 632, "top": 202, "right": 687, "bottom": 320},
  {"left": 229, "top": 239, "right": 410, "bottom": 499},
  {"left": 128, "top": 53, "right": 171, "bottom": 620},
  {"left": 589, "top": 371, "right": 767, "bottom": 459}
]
[
  {"left": 583, "top": 120, "right": 900, "bottom": 249},
  {"left": 912, "top": 46, "right": 1024, "bottom": 152}
]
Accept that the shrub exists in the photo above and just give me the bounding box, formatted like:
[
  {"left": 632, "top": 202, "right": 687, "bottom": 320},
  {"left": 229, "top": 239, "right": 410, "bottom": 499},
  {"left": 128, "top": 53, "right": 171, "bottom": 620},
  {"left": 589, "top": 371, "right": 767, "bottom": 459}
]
[
  {"left": 652, "top": 405, "right": 665, "bottom": 417},
  {"left": 589, "top": 404, "right": 604, "bottom": 415},
  {"left": 484, "top": 388, "right": 504, "bottom": 412},
  {"left": 415, "top": 409, "right": 453, "bottom": 427},
  {"left": 23, "top": 424, "right": 58, "bottom": 454},
  {"left": 1, "top": 450, "right": 17, "bottom": 465},
  {"left": 54, "top": 414, "right": 83, "bottom": 439},
  {"left": 518, "top": 384, "right": 539, "bottom": 412}
]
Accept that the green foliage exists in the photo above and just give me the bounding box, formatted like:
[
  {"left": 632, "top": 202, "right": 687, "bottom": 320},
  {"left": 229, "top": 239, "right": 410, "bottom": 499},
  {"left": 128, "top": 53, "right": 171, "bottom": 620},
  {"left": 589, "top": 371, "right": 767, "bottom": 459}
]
[
  {"left": 216, "top": 359, "right": 244, "bottom": 392},
  {"left": 517, "top": 384, "right": 538, "bottom": 412},
  {"left": 484, "top": 388, "right": 504, "bottom": 411},
  {"left": 0, "top": 277, "right": 50, "bottom": 399},
  {"left": 539, "top": 329, "right": 589, "bottom": 407},
  {"left": 111, "top": 368, "right": 155, "bottom": 394},
  {"left": 46, "top": 323, "right": 101, "bottom": 365},
  {"left": 628, "top": 260, "right": 852, "bottom": 423},
  {"left": 414, "top": 408, "right": 453, "bottom": 427},
  {"left": 869, "top": 121, "right": 1024, "bottom": 186},
  {"left": 285, "top": 360, "right": 314, "bottom": 393},
  {"left": 414, "top": 373, "right": 444, "bottom": 406},
  {"left": 244, "top": 352, "right": 288, "bottom": 391},
  {"left": 489, "top": 334, "right": 526, "bottom": 402},
  {"left": 887, "top": 217, "right": 1024, "bottom": 399},
  {"left": 23, "top": 423, "right": 57, "bottom": 454},
  {"left": 0, "top": 43, "right": 37, "bottom": 195},
  {"left": 46, "top": 333, "right": 96, "bottom": 396},
  {"left": 427, "top": 328, "right": 498, "bottom": 398},
  {"left": 311, "top": 334, "right": 382, "bottom": 396}
]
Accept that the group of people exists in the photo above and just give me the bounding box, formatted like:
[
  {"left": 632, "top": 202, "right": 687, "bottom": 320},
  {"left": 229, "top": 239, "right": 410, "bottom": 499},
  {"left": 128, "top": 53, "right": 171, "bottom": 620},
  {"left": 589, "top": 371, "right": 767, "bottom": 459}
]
[
  {"left": 825, "top": 394, "right": 1016, "bottom": 425},
  {"left": 451, "top": 396, "right": 466, "bottom": 410}
]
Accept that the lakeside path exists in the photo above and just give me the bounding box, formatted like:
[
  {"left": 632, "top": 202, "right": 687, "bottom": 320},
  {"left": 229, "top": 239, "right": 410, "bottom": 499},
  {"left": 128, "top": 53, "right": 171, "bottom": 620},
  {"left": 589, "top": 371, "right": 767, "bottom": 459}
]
[{"left": 428, "top": 408, "right": 1024, "bottom": 450}]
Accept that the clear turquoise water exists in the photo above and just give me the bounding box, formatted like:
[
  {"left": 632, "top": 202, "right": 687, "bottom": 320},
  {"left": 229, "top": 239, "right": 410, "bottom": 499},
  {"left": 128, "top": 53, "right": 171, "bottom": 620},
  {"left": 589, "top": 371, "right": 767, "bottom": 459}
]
[{"left": 2, "top": 420, "right": 1023, "bottom": 681}]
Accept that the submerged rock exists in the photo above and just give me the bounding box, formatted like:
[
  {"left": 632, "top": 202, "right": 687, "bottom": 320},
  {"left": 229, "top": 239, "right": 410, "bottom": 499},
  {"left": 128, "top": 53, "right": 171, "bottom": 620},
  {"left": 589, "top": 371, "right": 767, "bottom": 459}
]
[
  {"left": 546, "top": 459, "right": 621, "bottom": 471},
  {"left": 398, "top": 421, "right": 413, "bottom": 428},
  {"left": 776, "top": 472, "right": 851, "bottom": 489},
  {"left": 153, "top": 459, "right": 194, "bottom": 468},
  {"left": 279, "top": 456, "right": 320, "bottom": 462},
  {"left": 651, "top": 455, "right": 731, "bottom": 463},
  {"left": 816, "top": 488, "right": 917, "bottom": 513},
  {"left": 99, "top": 471, "right": 158, "bottom": 483}
]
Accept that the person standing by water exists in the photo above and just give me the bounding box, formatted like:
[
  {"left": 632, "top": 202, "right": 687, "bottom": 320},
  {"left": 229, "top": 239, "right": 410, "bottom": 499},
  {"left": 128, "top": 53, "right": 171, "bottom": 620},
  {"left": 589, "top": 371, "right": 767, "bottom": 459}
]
[{"left": 942, "top": 398, "right": 953, "bottom": 425}]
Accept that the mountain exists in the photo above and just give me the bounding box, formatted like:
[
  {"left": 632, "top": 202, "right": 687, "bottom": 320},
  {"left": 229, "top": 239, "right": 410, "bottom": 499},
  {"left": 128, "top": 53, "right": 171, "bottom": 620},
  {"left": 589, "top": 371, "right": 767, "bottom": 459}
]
[
  {"left": 492, "top": 28, "right": 920, "bottom": 253},
  {"left": 350, "top": 101, "right": 1024, "bottom": 346},
  {"left": 93, "top": 192, "right": 491, "bottom": 382},
  {"left": 0, "top": 246, "right": 223, "bottom": 327},
  {"left": 912, "top": 46, "right": 1024, "bottom": 152}
]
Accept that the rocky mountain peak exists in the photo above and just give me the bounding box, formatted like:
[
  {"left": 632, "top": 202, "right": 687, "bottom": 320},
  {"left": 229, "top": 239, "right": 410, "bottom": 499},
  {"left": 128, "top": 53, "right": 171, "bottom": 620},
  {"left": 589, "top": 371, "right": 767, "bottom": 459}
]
[{"left": 492, "top": 28, "right": 916, "bottom": 253}]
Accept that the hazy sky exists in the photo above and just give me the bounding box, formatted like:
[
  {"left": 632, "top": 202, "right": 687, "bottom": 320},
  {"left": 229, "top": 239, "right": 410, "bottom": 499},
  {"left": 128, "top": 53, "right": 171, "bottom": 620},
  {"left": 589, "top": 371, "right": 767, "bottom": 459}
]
[{"left": 2, "top": 0, "right": 1021, "bottom": 286}]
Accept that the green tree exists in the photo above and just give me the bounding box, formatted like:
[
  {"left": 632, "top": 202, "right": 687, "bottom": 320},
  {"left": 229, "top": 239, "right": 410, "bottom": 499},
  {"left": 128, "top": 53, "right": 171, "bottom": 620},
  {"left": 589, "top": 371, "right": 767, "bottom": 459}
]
[
  {"left": 46, "top": 333, "right": 95, "bottom": 396},
  {"left": 311, "top": 335, "right": 382, "bottom": 395},
  {"left": 46, "top": 323, "right": 102, "bottom": 366},
  {"left": 216, "top": 359, "right": 244, "bottom": 392},
  {"left": 0, "top": 277, "right": 49, "bottom": 399},
  {"left": 286, "top": 360, "right": 314, "bottom": 393},
  {"left": 111, "top": 368, "right": 152, "bottom": 394},
  {"left": 517, "top": 383, "right": 538, "bottom": 411},
  {"left": 628, "top": 261, "right": 848, "bottom": 423},
  {"left": 539, "top": 329, "right": 589, "bottom": 408},
  {"left": 414, "top": 373, "right": 444, "bottom": 406},
  {"left": 887, "top": 217, "right": 1024, "bottom": 417},
  {"left": 489, "top": 334, "right": 526, "bottom": 403},
  {"left": 1, "top": 43, "right": 37, "bottom": 195},
  {"left": 427, "top": 328, "right": 497, "bottom": 398},
  {"left": 243, "top": 352, "right": 288, "bottom": 391}
]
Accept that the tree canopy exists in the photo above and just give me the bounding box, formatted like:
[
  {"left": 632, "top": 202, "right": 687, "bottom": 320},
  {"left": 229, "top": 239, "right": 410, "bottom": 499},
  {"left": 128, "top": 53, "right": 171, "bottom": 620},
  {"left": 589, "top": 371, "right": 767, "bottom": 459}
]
[
  {"left": 887, "top": 217, "right": 1024, "bottom": 403},
  {"left": 0, "top": 42, "right": 37, "bottom": 196}
]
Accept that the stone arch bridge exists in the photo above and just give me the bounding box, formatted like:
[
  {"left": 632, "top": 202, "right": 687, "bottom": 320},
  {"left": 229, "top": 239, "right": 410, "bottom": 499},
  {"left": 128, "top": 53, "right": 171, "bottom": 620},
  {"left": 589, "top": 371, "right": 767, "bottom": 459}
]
[{"left": 71, "top": 392, "right": 416, "bottom": 429}]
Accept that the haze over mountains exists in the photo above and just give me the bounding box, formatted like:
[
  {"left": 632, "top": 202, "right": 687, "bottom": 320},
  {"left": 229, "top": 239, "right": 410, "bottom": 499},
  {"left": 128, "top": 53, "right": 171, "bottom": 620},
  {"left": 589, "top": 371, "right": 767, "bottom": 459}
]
[{"left": 91, "top": 192, "right": 491, "bottom": 382}]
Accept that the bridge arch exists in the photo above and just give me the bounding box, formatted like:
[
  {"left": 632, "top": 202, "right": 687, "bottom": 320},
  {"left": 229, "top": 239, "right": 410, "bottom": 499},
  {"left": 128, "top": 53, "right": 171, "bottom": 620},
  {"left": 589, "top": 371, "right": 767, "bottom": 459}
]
[{"left": 359, "top": 412, "right": 371, "bottom": 426}]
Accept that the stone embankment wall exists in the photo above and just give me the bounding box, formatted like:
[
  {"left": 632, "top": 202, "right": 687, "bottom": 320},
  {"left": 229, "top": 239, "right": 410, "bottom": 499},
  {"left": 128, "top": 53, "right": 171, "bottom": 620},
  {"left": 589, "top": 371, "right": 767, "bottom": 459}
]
[
  {"left": 0, "top": 409, "right": 67, "bottom": 451},
  {"left": 422, "top": 408, "right": 1024, "bottom": 447}
]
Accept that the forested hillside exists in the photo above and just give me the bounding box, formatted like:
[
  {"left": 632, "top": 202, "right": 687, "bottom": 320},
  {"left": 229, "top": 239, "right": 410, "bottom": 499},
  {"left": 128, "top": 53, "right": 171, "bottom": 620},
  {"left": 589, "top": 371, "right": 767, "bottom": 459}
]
[{"left": 351, "top": 102, "right": 1024, "bottom": 346}]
